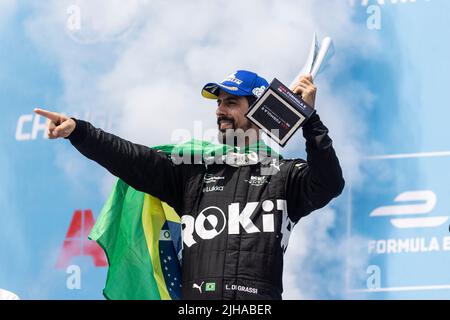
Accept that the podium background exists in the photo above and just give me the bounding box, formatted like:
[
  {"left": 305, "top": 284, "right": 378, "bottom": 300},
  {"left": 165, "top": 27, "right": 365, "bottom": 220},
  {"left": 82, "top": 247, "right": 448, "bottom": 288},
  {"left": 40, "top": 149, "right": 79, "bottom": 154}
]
[{"left": 1, "top": 0, "right": 449, "bottom": 299}]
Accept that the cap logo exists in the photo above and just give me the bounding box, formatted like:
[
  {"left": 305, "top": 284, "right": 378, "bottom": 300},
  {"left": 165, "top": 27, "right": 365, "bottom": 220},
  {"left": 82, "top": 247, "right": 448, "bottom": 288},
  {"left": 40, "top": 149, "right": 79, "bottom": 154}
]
[
  {"left": 223, "top": 72, "right": 243, "bottom": 85},
  {"left": 252, "top": 85, "right": 266, "bottom": 98},
  {"left": 220, "top": 84, "right": 239, "bottom": 91}
]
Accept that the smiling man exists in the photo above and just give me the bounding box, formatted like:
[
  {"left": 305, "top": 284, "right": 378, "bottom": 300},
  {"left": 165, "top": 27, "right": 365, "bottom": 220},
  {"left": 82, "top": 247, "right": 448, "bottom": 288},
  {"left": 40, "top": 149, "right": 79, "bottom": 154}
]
[
  {"left": 208, "top": 71, "right": 266, "bottom": 146},
  {"left": 34, "top": 70, "right": 344, "bottom": 300}
]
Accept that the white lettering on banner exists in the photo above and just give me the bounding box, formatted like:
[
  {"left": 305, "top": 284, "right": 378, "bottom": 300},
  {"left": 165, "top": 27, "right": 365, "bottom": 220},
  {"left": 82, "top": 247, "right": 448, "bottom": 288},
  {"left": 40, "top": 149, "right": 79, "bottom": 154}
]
[
  {"left": 66, "top": 265, "right": 81, "bottom": 290},
  {"left": 444, "top": 237, "right": 450, "bottom": 251},
  {"left": 367, "top": 190, "right": 450, "bottom": 256},
  {"left": 181, "top": 200, "right": 293, "bottom": 249},
  {"left": 15, "top": 112, "right": 114, "bottom": 141},
  {"left": 348, "top": 0, "right": 432, "bottom": 31},
  {"left": 16, "top": 114, "right": 48, "bottom": 141},
  {"left": 32, "top": 114, "right": 49, "bottom": 140},
  {"left": 66, "top": 5, "right": 81, "bottom": 31},
  {"left": 366, "top": 265, "right": 381, "bottom": 289},
  {"left": 368, "top": 237, "right": 450, "bottom": 255},
  {"left": 15, "top": 115, "right": 34, "bottom": 141},
  {"left": 366, "top": 5, "right": 381, "bottom": 30}
]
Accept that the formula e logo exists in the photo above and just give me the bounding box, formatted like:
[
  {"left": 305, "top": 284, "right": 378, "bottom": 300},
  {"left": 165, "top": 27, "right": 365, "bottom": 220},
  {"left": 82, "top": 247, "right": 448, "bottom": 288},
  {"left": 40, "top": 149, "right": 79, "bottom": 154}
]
[{"left": 369, "top": 190, "right": 449, "bottom": 229}]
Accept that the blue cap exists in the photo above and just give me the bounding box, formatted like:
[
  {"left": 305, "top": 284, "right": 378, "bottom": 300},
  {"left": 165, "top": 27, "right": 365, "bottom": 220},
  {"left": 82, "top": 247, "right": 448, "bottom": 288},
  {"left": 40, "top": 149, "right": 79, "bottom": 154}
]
[{"left": 201, "top": 70, "right": 269, "bottom": 100}]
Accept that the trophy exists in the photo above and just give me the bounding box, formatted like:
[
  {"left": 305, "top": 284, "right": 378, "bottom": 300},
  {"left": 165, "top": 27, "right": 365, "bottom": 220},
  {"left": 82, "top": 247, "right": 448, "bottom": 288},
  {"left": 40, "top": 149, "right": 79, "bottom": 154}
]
[{"left": 246, "top": 34, "right": 334, "bottom": 147}]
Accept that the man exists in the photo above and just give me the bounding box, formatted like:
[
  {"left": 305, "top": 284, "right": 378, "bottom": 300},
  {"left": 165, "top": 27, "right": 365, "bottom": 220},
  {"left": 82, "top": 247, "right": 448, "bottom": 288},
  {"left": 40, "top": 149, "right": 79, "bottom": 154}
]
[{"left": 34, "top": 70, "right": 344, "bottom": 300}]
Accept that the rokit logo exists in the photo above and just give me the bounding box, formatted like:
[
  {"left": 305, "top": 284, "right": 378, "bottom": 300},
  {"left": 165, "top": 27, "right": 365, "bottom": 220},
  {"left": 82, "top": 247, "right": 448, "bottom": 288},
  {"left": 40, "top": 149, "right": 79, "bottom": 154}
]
[
  {"left": 181, "top": 200, "right": 294, "bottom": 252},
  {"left": 369, "top": 190, "right": 449, "bottom": 229}
]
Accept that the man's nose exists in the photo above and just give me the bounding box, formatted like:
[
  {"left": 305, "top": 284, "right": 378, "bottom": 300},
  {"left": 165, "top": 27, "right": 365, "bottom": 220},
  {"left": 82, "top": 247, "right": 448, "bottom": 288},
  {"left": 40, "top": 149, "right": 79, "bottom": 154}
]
[{"left": 216, "top": 103, "right": 227, "bottom": 117}]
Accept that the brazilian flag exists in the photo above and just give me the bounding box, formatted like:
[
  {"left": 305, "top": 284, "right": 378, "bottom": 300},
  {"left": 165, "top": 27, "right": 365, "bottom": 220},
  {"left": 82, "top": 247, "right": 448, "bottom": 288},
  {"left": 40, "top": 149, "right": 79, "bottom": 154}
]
[{"left": 89, "top": 179, "right": 182, "bottom": 300}]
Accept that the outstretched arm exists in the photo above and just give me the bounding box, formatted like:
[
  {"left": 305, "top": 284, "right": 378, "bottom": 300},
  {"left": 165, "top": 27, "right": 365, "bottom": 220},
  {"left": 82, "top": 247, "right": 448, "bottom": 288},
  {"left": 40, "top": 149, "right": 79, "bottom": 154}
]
[{"left": 34, "top": 108, "right": 183, "bottom": 211}]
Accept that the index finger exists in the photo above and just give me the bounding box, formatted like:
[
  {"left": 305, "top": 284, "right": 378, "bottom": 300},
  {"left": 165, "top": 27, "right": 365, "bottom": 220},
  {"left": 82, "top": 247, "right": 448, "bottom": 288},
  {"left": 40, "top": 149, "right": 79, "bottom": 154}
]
[
  {"left": 299, "top": 74, "right": 314, "bottom": 84},
  {"left": 34, "top": 108, "right": 61, "bottom": 122}
]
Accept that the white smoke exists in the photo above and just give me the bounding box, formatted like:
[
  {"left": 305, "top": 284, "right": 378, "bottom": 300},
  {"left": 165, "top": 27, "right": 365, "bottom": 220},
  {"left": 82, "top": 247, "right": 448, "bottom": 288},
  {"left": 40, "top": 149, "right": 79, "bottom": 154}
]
[
  {"left": 24, "top": 0, "right": 380, "bottom": 299},
  {"left": 283, "top": 206, "right": 371, "bottom": 299}
]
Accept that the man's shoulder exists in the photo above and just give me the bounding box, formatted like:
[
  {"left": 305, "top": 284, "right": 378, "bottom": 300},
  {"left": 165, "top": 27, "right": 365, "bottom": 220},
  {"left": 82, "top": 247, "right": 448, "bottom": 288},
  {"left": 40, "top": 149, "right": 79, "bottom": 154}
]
[
  {"left": 255, "top": 157, "right": 306, "bottom": 177},
  {"left": 281, "top": 157, "right": 306, "bottom": 163},
  {"left": 275, "top": 158, "right": 308, "bottom": 177},
  {"left": 280, "top": 157, "right": 307, "bottom": 169}
]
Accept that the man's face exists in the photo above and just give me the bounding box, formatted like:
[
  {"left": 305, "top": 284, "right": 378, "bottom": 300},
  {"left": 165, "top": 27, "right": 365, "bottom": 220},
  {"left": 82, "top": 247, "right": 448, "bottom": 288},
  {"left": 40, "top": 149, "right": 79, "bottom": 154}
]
[{"left": 216, "top": 91, "right": 256, "bottom": 135}]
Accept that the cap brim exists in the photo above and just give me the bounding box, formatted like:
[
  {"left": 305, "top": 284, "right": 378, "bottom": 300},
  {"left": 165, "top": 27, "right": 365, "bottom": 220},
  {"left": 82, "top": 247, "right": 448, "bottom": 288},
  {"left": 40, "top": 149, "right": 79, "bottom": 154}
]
[{"left": 201, "top": 82, "right": 250, "bottom": 100}]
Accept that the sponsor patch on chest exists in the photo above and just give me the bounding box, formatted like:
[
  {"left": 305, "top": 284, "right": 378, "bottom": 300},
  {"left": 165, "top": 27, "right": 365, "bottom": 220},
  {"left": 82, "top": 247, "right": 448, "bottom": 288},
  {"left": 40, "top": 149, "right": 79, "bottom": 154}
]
[
  {"left": 203, "top": 174, "right": 226, "bottom": 193},
  {"left": 245, "top": 175, "right": 269, "bottom": 187}
]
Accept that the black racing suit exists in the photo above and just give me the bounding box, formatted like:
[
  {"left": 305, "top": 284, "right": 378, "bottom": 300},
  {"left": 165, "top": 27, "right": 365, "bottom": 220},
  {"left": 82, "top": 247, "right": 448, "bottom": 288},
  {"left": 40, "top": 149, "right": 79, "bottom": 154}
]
[{"left": 67, "top": 112, "right": 344, "bottom": 300}]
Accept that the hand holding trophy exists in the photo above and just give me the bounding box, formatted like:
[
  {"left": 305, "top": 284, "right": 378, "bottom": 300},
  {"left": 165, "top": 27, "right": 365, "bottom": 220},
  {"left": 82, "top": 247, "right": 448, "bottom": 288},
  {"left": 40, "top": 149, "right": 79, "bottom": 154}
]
[{"left": 246, "top": 33, "right": 334, "bottom": 147}]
